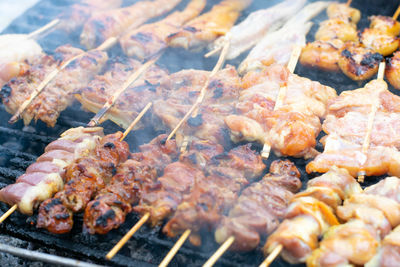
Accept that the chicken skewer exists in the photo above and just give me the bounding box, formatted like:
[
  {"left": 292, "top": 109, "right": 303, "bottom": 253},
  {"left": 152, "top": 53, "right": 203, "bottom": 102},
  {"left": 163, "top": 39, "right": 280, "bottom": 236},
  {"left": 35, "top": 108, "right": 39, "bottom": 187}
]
[
  {"left": 366, "top": 224, "right": 400, "bottom": 267},
  {"left": 261, "top": 167, "right": 362, "bottom": 267},
  {"left": 205, "top": 0, "right": 306, "bottom": 59},
  {"left": 203, "top": 160, "right": 302, "bottom": 267}
]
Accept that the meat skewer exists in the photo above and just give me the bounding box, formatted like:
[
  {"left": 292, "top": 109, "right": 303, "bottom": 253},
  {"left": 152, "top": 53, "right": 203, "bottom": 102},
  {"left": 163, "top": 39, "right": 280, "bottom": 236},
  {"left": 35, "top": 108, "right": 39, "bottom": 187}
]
[
  {"left": 159, "top": 144, "right": 266, "bottom": 267},
  {"left": 205, "top": 0, "right": 306, "bottom": 59},
  {"left": 261, "top": 167, "right": 362, "bottom": 267},
  {"left": 203, "top": 160, "right": 302, "bottom": 267},
  {"left": 366, "top": 224, "right": 400, "bottom": 267},
  {"left": 0, "top": 126, "right": 104, "bottom": 222}
]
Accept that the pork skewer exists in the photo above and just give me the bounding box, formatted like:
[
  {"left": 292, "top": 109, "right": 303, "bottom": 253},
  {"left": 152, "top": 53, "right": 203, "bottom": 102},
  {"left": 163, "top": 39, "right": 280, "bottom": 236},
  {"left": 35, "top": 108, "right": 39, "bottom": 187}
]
[
  {"left": 206, "top": 0, "right": 306, "bottom": 59},
  {"left": 0, "top": 126, "right": 105, "bottom": 222},
  {"left": 261, "top": 167, "right": 362, "bottom": 267}
]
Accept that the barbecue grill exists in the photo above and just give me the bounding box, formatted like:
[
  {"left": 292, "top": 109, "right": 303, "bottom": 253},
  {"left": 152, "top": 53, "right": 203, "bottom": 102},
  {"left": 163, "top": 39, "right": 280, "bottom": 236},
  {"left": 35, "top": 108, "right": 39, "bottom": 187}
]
[{"left": 0, "top": 0, "right": 398, "bottom": 266}]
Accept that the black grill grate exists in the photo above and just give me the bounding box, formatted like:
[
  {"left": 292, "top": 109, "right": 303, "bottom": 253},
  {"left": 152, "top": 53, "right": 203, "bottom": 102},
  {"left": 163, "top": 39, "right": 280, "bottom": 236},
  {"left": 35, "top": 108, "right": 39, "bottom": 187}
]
[{"left": 0, "top": 0, "right": 398, "bottom": 266}]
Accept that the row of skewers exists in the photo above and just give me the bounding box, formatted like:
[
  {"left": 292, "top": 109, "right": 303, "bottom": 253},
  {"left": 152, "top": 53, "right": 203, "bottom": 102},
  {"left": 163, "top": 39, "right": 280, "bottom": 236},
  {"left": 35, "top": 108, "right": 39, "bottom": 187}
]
[{"left": 2, "top": 0, "right": 400, "bottom": 266}]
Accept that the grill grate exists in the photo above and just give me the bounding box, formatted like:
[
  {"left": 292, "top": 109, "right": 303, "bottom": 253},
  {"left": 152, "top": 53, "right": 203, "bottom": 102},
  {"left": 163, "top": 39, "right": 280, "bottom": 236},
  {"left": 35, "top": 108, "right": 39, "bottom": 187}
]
[{"left": 0, "top": 0, "right": 399, "bottom": 266}]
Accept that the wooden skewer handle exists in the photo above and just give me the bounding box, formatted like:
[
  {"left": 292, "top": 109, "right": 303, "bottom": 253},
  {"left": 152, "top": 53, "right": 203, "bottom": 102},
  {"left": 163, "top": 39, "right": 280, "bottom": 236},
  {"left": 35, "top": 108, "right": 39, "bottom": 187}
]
[
  {"left": 0, "top": 204, "right": 17, "bottom": 224},
  {"left": 203, "top": 236, "right": 235, "bottom": 267},
  {"left": 159, "top": 229, "right": 191, "bottom": 267},
  {"left": 259, "top": 244, "right": 283, "bottom": 267}
]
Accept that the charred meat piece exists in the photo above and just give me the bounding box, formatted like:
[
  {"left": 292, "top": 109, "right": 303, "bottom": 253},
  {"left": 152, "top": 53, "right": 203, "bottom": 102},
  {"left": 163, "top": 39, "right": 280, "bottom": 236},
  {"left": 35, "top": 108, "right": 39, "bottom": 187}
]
[
  {"left": 0, "top": 127, "right": 103, "bottom": 215},
  {"left": 163, "top": 144, "right": 266, "bottom": 245},
  {"left": 386, "top": 51, "right": 400, "bottom": 90},
  {"left": 84, "top": 134, "right": 178, "bottom": 234},
  {"left": 264, "top": 167, "right": 362, "bottom": 264},
  {"left": 80, "top": 0, "right": 182, "bottom": 49},
  {"left": 214, "top": 160, "right": 301, "bottom": 251},
  {"left": 37, "top": 132, "right": 130, "bottom": 234}
]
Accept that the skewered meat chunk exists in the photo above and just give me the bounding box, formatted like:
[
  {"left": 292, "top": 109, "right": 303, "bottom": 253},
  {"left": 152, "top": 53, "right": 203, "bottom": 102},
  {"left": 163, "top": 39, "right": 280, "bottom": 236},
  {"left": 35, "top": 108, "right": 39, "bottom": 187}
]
[
  {"left": 238, "top": 2, "right": 328, "bottom": 74},
  {"left": 58, "top": 0, "right": 123, "bottom": 33},
  {"left": 163, "top": 144, "right": 266, "bottom": 245},
  {"left": 214, "top": 160, "right": 301, "bottom": 251},
  {"left": 315, "top": 19, "right": 358, "bottom": 42},
  {"left": 0, "top": 127, "right": 103, "bottom": 215},
  {"left": 153, "top": 65, "right": 241, "bottom": 147},
  {"left": 386, "top": 51, "right": 400, "bottom": 90},
  {"left": 300, "top": 40, "right": 343, "bottom": 72},
  {"left": 134, "top": 139, "right": 224, "bottom": 227},
  {"left": 84, "top": 134, "right": 178, "bottom": 234},
  {"left": 307, "top": 78, "right": 400, "bottom": 177},
  {"left": 37, "top": 132, "right": 130, "bottom": 234},
  {"left": 326, "top": 2, "right": 361, "bottom": 23},
  {"left": 2, "top": 45, "right": 108, "bottom": 127},
  {"left": 225, "top": 64, "right": 336, "bottom": 158},
  {"left": 167, "top": 0, "right": 252, "bottom": 51},
  {"left": 264, "top": 167, "right": 362, "bottom": 264},
  {"left": 80, "top": 0, "right": 182, "bottom": 49},
  {"left": 366, "top": 225, "right": 400, "bottom": 267},
  {"left": 209, "top": 0, "right": 306, "bottom": 60},
  {"left": 307, "top": 177, "right": 400, "bottom": 266},
  {"left": 76, "top": 57, "right": 168, "bottom": 129},
  {"left": 120, "top": 0, "right": 206, "bottom": 61}
]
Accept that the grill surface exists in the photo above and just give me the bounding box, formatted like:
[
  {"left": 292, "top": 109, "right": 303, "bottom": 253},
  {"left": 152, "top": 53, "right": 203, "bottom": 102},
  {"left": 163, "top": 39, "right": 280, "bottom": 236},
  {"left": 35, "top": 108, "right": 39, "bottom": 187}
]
[{"left": 0, "top": 0, "right": 398, "bottom": 266}]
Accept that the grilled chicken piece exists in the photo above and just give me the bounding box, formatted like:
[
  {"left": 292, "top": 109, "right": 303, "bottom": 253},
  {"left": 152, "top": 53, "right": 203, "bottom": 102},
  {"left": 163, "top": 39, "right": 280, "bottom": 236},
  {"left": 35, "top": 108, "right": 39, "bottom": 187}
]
[
  {"left": 163, "top": 144, "right": 265, "bottom": 245},
  {"left": 315, "top": 18, "right": 358, "bottom": 42},
  {"left": 76, "top": 58, "right": 168, "bottom": 129},
  {"left": 214, "top": 160, "right": 301, "bottom": 251},
  {"left": 153, "top": 65, "right": 241, "bottom": 147},
  {"left": 209, "top": 0, "right": 306, "bottom": 60},
  {"left": 37, "top": 132, "right": 130, "bottom": 234},
  {"left": 361, "top": 16, "right": 400, "bottom": 56},
  {"left": 366, "top": 225, "right": 400, "bottom": 267},
  {"left": 308, "top": 177, "right": 400, "bottom": 266},
  {"left": 238, "top": 2, "right": 328, "bottom": 74},
  {"left": 326, "top": 2, "right": 361, "bottom": 23},
  {"left": 0, "top": 127, "right": 103, "bottom": 215},
  {"left": 120, "top": 0, "right": 206, "bottom": 61},
  {"left": 84, "top": 134, "right": 178, "bottom": 234},
  {"left": 167, "top": 0, "right": 252, "bottom": 51},
  {"left": 134, "top": 140, "right": 224, "bottom": 227},
  {"left": 264, "top": 167, "right": 362, "bottom": 264},
  {"left": 226, "top": 64, "right": 336, "bottom": 158},
  {"left": 300, "top": 40, "right": 342, "bottom": 72},
  {"left": 58, "top": 0, "right": 123, "bottom": 33},
  {"left": 2, "top": 45, "right": 108, "bottom": 127},
  {"left": 307, "top": 79, "right": 400, "bottom": 177},
  {"left": 387, "top": 51, "right": 400, "bottom": 89},
  {"left": 80, "top": 0, "right": 182, "bottom": 49}
]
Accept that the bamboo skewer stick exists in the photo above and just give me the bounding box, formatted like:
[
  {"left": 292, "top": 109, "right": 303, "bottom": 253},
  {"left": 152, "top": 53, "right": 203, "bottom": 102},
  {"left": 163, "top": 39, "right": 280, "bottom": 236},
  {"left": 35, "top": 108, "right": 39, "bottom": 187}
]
[
  {"left": 261, "top": 45, "right": 302, "bottom": 159},
  {"left": 259, "top": 244, "right": 283, "bottom": 267},
  {"left": 27, "top": 18, "right": 60, "bottom": 39},
  {"left": 9, "top": 37, "right": 118, "bottom": 124},
  {"left": 0, "top": 204, "right": 17, "bottom": 224},
  {"left": 393, "top": 4, "right": 400, "bottom": 20},
  {"left": 159, "top": 229, "right": 192, "bottom": 267},
  {"left": 357, "top": 61, "right": 385, "bottom": 182},
  {"left": 106, "top": 212, "right": 150, "bottom": 260},
  {"left": 88, "top": 56, "right": 159, "bottom": 127},
  {"left": 346, "top": 0, "right": 352, "bottom": 7},
  {"left": 203, "top": 236, "right": 235, "bottom": 267},
  {"left": 167, "top": 34, "right": 231, "bottom": 141}
]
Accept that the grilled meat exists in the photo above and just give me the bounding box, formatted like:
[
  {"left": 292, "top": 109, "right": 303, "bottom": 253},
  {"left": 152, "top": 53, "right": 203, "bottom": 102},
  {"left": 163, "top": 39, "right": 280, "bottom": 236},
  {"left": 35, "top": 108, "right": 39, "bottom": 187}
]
[
  {"left": 37, "top": 132, "right": 130, "bottom": 234},
  {"left": 0, "top": 127, "right": 103, "bottom": 215},
  {"left": 264, "top": 167, "right": 362, "bottom": 264},
  {"left": 75, "top": 57, "right": 168, "bottom": 129},
  {"left": 120, "top": 0, "right": 206, "bottom": 61},
  {"left": 307, "top": 177, "right": 400, "bottom": 266},
  {"left": 366, "top": 225, "right": 400, "bottom": 267},
  {"left": 80, "top": 0, "right": 182, "bottom": 49},
  {"left": 167, "top": 0, "right": 252, "bottom": 51},
  {"left": 386, "top": 51, "right": 400, "bottom": 90},
  {"left": 84, "top": 134, "right": 178, "bottom": 234},
  {"left": 134, "top": 139, "right": 224, "bottom": 227},
  {"left": 163, "top": 144, "right": 265, "bottom": 245},
  {"left": 225, "top": 64, "right": 336, "bottom": 158},
  {"left": 2, "top": 45, "right": 108, "bottom": 127},
  {"left": 214, "top": 160, "right": 301, "bottom": 251},
  {"left": 209, "top": 0, "right": 306, "bottom": 60}
]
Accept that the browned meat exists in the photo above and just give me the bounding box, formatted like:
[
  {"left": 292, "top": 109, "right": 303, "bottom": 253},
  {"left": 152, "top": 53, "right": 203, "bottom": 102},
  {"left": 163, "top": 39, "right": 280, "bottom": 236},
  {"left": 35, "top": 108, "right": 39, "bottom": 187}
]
[
  {"left": 37, "top": 132, "right": 130, "bottom": 234},
  {"left": 163, "top": 144, "right": 266, "bottom": 245},
  {"left": 264, "top": 167, "right": 362, "bottom": 264},
  {"left": 80, "top": 0, "right": 182, "bottom": 49},
  {"left": 120, "top": 0, "right": 206, "bottom": 61},
  {"left": 0, "top": 127, "right": 103, "bottom": 215},
  {"left": 2, "top": 45, "right": 108, "bottom": 127},
  {"left": 386, "top": 51, "right": 400, "bottom": 90},
  {"left": 214, "top": 160, "right": 301, "bottom": 251},
  {"left": 366, "top": 225, "right": 400, "bottom": 267},
  {"left": 134, "top": 140, "right": 224, "bottom": 227},
  {"left": 75, "top": 58, "right": 168, "bottom": 129},
  {"left": 84, "top": 134, "right": 178, "bottom": 234}
]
